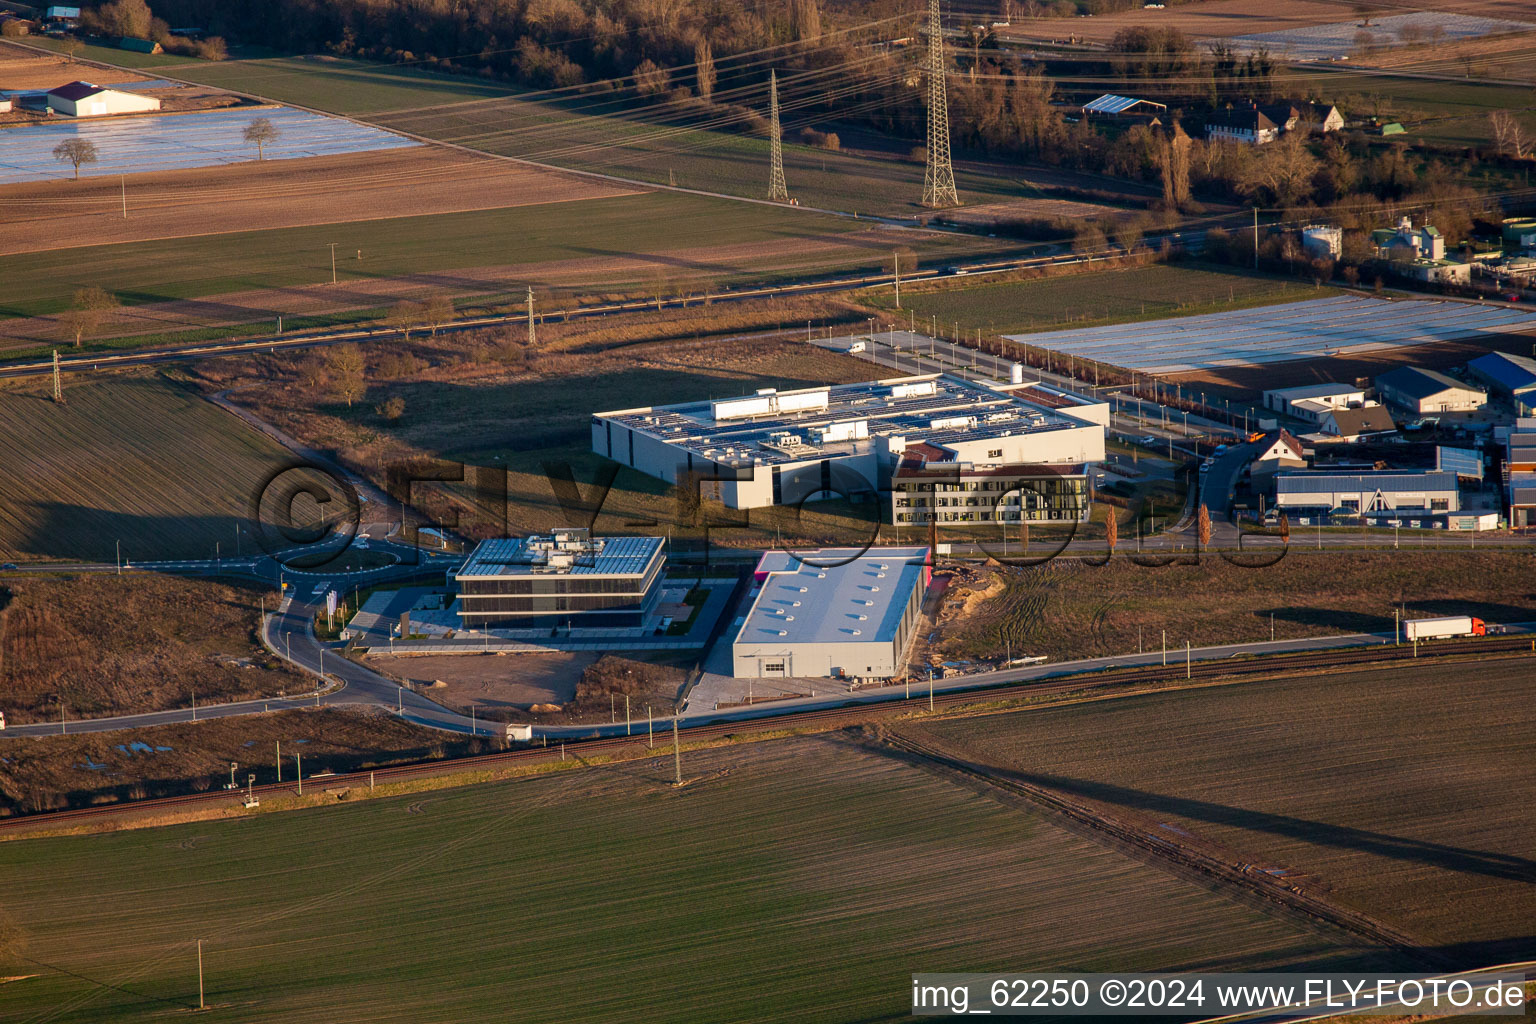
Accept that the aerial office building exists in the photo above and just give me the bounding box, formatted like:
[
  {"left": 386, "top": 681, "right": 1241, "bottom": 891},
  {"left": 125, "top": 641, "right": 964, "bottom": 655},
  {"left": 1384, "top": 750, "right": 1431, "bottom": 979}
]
[
  {"left": 453, "top": 528, "right": 665, "bottom": 629},
  {"left": 592, "top": 374, "right": 1106, "bottom": 522}
]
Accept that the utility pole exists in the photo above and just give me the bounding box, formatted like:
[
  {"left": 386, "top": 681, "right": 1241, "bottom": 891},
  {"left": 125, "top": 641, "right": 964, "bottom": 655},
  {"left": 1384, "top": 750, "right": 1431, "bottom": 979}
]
[
  {"left": 625, "top": 694, "right": 631, "bottom": 736},
  {"left": 672, "top": 719, "right": 682, "bottom": 785},
  {"left": 121, "top": 174, "right": 127, "bottom": 219},
  {"left": 526, "top": 286, "right": 536, "bottom": 347},
  {"left": 893, "top": 250, "right": 901, "bottom": 308},
  {"left": 767, "top": 69, "right": 788, "bottom": 202},
  {"left": 197, "top": 940, "right": 205, "bottom": 1011},
  {"left": 1252, "top": 208, "right": 1259, "bottom": 270},
  {"left": 1162, "top": 629, "right": 1167, "bottom": 666},
  {"left": 296, "top": 753, "right": 302, "bottom": 796},
  {"left": 647, "top": 705, "right": 653, "bottom": 748},
  {"left": 329, "top": 242, "right": 337, "bottom": 285},
  {"left": 1185, "top": 640, "right": 1191, "bottom": 679},
  {"left": 920, "top": 0, "right": 960, "bottom": 208},
  {"left": 276, "top": 740, "right": 281, "bottom": 783},
  {"left": 52, "top": 350, "right": 63, "bottom": 404}
]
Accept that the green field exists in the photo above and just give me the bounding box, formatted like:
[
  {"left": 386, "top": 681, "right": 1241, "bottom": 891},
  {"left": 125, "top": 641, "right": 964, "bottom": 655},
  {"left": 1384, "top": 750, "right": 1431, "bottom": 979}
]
[
  {"left": 939, "top": 550, "right": 1536, "bottom": 663},
  {"left": 1308, "top": 67, "right": 1536, "bottom": 149},
  {"left": 0, "top": 374, "right": 294, "bottom": 562},
  {"left": 897, "top": 655, "right": 1536, "bottom": 966},
  {"left": 31, "top": 46, "right": 1098, "bottom": 217},
  {"left": 869, "top": 264, "right": 1329, "bottom": 337},
  {"left": 0, "top": 735, "right": 1411, "bottom": 1022},
  {"left": 0, "top": 192, "right": 883, "bottom": 322}
]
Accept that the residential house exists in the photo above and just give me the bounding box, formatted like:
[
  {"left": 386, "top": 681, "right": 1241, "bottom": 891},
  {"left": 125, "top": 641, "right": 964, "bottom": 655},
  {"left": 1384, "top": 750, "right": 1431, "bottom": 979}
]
[{"left": 1317, "top": 404, "right": 1397, "bottom": 442}]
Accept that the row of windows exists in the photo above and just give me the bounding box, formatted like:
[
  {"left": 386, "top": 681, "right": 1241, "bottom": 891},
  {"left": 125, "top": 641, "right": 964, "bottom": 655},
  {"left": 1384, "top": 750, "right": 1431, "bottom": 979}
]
[
  {"left": 457, "top": 594, "right": 646, "bottom": 613},
  {"left": 895, "top": 510, "right": 1084, "bottom": 523},
  {"left": 460, "top": 576, "right": 652, "bottom": 596},
  {"left": 895, "top": 479, "right": 1086, "bottom": 494},
  {"left": 897, "top": 496, "right": 1087, "bottom": 509}
]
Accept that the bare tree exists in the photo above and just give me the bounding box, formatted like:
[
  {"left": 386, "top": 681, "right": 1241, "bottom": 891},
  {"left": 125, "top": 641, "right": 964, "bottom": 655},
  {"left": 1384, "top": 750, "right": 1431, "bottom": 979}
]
[
  {"left": 1278, "top": 513, "right": 1291, "bottom": 544},
  {"left": 1490, "top": 111, "right": 1527, "bottom": 158},
  {"left": 326, "top": 343, "right": 366, "bottom": 407},
  {"left": 243, "top": 117, "right": 280, "bottom": 160},
  {"left": 422, "top": 293, "right": 455, "bottom": 336},
  {"left": 389, "top": 300, "right": 426, "bottom": 338},
  {"left": 1105, "top": 507, "right": 1118, "bottom": 553},
  {"left": 694, "top": 38, "right": 715, "bottom": 103},
  {"left": 58, "top": 286, "right": 118, "bottom": 347},
  {"left": 1197, "top": 503, "right": 1211, "bottom": 549},
  {"left": 52, "top": 139, "right": 98, "bottom": 180}
]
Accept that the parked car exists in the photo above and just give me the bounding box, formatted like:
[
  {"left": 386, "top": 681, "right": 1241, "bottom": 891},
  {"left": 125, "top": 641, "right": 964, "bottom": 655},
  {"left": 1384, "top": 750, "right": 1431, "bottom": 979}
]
[{"left": 1138, "top": 435, "right": 1157, "bottom": 446}]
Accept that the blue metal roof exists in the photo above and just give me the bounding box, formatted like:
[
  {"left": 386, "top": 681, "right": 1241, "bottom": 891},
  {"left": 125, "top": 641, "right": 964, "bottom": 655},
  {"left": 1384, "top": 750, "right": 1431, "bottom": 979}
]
[
  {"left": 1468, "top": 351, "right": 1536, "bottom": 394},
  {"left": 1436, "top": 446, "right": 1483, "bottom": 480},
  {"left": 736, "top": 547, "right": 928, "bottom": 647},
  {"left": 1277, "top": 470, "right": 1457, "bottom": 493}
]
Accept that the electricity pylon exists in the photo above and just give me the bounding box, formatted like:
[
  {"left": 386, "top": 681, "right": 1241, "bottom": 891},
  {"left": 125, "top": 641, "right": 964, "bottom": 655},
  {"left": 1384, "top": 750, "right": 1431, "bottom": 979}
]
[
  {"left": 921, "top": 0, "right": 960, "bottom": 209},
  {"left": 52, "top": 350, "right": 63, "bottom": 403},
  {"left": 526, "top": 286, "right": 536, "bottom": 347},
  {"left": 768, "top": 69, "right": 789, "bottom": 202}
]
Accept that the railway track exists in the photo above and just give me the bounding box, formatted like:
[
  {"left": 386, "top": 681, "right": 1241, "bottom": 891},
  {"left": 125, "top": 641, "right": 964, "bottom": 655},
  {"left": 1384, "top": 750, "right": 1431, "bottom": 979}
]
[{"left": 2, "top": 634, "right": 1529, "bottom": 831}]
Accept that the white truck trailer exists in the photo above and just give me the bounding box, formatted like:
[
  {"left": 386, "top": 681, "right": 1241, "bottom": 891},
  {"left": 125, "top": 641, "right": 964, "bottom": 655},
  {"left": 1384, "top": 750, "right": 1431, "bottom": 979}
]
[{"left": 1404, "top": 615, "right": 1485, "bottom": 641}]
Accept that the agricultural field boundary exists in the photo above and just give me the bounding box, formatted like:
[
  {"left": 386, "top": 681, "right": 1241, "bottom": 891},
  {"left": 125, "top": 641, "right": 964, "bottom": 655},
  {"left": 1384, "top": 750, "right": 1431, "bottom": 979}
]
[{"left": 878, "top": 730, "right": 1451, "bottom": 971}]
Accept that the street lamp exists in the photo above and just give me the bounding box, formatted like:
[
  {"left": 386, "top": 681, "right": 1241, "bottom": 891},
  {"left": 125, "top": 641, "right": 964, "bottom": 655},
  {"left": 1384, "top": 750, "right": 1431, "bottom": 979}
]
[{"left": 226, "top": 761, "right": 238, "bottom": 790}]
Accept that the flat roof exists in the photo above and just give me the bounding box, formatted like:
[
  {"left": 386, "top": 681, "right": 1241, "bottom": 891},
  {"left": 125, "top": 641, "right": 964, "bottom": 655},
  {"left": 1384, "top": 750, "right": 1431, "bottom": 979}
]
[
  {"left": 597, "top": 374, "right": 1092, "bottom": 469},
  {"left": 1265, "top": 382, "right": 1362, "bottom": 401},
  {"left": 455, "top": 535, "right": 663, "bottom": 578},
  {"left": 736, "top": 547, "right": 928, "bottom": 648}
]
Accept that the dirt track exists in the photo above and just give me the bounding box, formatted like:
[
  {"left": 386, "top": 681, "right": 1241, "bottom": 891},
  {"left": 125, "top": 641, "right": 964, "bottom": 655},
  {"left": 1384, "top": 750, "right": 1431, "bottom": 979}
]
[{"left": 0, "top": 148, "right": 643, "bottom": 255}]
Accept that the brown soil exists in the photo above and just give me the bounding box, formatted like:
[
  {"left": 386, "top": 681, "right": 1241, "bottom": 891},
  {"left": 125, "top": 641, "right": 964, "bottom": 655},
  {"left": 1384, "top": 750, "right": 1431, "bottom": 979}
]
[
  {"left": 361, "top": 651, "right": 597, "bottom": 710},
  {"left": 1162, "top": 332, "right": 1536, "bottom": 399},
  {"left": 0, "top": 573, "right": 303, "bottom": 724},
  {"left": 937, "top": 197, "right": 1121, "bottom": 225},
  {"left": 998, "top": 0, "right": 1532, "bottom": 46},
  {"left": 0, "top": 41, "right": 149, "bottom": 89},
  {"left": 0, "top": 706, "right": 484, "bottom": 817},
  {"left": 0, "top": 147, "right": 642, "bottom": 256},
  {"left": 0, "top": 226, "right": 915, "bottom": 350}
]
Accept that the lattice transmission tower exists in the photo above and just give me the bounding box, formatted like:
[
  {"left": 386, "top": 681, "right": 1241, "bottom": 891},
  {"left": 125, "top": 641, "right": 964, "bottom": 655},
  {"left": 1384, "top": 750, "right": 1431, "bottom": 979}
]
[
  {"left": 768, "top": 69, "right": 789, "bottom": 202},
  {"left": 920, "top": 0, "right": 960, "bottom": 208}
]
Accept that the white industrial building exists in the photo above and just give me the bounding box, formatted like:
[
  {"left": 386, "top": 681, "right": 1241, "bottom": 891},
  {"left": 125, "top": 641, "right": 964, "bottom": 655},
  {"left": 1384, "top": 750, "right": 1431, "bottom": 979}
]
[
  {"left": 731, "top": 547, "right": 929, "bottom": 681},
  {"left": 45, "top": 81, "right": 161, "bottom": 117},
  {"left": 1263, "top": 382, "right": 1366, "bottom": 423},
  {"left": 1274, "top": 470, "right": 1459, "bottom": 514},
  {"left": 593, "top": 374, "right": 1106, "bottom": 519},
  {"left": 1375, "top": 366, "right": 1487, "bottom": 414}
]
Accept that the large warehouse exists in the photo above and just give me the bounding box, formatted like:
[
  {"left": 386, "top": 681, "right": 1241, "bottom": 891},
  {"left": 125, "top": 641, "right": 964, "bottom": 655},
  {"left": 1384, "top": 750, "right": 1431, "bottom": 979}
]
[
  {"left": 452, "top": 528, "right": 665, "bottom": 629},
  {"left": 1375, "top": 367, "right": 1487, "bottom": 414},
  {"left": 1274, "top": 470, "right": 1459, "bottom": 514},
  {"left": 45, "top": 81, "right": 161, "bottom": 117},
  {"left": 592, "top": 374, "right": 1106, "bottom": 518},
  {"left": 1468, "top": 351, "right": 1536, "bottom": 415},
  {"left": 731, "top": 547, "right": 929, "bottom": 681}
]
